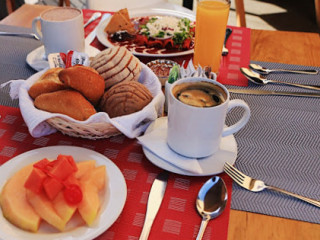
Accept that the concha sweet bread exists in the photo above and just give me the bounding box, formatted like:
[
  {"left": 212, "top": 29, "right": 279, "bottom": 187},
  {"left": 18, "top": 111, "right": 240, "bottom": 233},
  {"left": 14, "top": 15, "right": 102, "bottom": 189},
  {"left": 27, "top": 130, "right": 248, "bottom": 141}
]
[
  {"left": 28, "top": 68, "right": 66, "bottom": 99},
  {"left": 34, "top": 90, "right": 97, "bottom": 121},
  {"left": 90, "top": 46, "right": 142, "bottom": 89},
  {"left": 58, "top": 65, "right": 105, "bottom": 106},
  {"left": 99, "top": 81, "right": 153, "bottom": 118}
]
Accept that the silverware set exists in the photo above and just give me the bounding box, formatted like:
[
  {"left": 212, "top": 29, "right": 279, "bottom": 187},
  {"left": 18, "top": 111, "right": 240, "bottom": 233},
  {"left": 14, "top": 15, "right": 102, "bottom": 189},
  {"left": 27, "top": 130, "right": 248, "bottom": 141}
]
[
  {"left": 240, "top": 67, "right": 320, "bottom": 91},
  {"left": 139, "top": 173, "right": 229, "bottom": 240},
  {"left": 236, "top": 62, "right": 319, "bottom": 97}
]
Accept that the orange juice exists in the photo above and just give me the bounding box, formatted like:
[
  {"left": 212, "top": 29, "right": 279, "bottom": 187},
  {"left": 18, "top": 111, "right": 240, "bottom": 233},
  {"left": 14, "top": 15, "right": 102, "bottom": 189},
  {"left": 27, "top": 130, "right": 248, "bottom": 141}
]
[{"left": 193, "top": 0, "right": 230, "bottom": 73}]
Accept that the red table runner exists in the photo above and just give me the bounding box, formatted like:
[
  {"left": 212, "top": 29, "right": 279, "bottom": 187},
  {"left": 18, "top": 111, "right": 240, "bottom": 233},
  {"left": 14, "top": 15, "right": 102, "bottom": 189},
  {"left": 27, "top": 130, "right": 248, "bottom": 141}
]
[
  {"left": 0, "top": 105, "right": 232, "bottom": 239},
  {"left": 82, "top": 9, "right": 250, "bottom": 87}
]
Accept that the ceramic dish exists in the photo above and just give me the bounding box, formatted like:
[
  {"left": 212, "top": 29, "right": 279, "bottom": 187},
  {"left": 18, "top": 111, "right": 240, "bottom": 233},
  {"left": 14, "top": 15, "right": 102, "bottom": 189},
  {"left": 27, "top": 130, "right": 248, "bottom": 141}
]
[
  {"left": 146, "top": 59, "right": 178, "bottom": 86},
  {"left": 0, "top": 146, "right": 127, "bottom": 240},
  {"left": 142, "top": 117, "right": 238, "bottom": 176},
  {"left": 96, "top": 8, "right": 195, "bottom": 57}
]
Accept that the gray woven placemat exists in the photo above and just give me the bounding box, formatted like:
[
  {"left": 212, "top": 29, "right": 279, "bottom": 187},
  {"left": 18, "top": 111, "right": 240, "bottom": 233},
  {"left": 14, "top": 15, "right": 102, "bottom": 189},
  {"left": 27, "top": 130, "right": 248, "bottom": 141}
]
[
  {"left": 0, "top": 24, "right": 41, "bottom": 107},
  {"left": 227, "top": 61, "right": 320, "bottom": 224}
]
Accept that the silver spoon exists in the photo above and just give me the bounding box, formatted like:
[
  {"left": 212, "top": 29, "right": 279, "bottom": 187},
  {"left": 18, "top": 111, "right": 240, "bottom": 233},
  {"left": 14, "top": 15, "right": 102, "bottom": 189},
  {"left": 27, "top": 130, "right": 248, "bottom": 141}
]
[
  {"left": 196, "top": 176, "right": 228, "bottom": 240},
  {"left": 249, "top": 63, "right": 318, "bottom": 75},
  {"left": 0, "top": 31, "right": 39, "bottom": 40},
  {"left": 84, "top": 12, "right": 102, "bottom": 28},
  {"left": 222, "top": 28, "right": 232, "bottom": 56},
  {"left": 241, "top": 67, "right": 320, "bottom": 91}
]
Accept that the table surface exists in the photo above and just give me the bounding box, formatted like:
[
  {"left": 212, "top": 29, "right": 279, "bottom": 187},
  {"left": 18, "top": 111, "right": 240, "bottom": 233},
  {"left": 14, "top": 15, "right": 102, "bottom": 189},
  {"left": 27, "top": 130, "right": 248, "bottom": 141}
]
[{"left": 1, "top": 4, "right": 320, "bottom": 240}]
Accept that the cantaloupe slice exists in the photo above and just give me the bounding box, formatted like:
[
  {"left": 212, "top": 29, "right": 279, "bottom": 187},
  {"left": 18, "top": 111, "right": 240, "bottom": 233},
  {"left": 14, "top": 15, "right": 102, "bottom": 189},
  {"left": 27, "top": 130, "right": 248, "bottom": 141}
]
[
  {"left": 77, "top": 165, "right": 107, "bottom": 226},
  {"left": 52, "top": 191, "right": 77, "bottom": 223},
  {"left": 80, "top": 165, "right": 106, "bottom": 190},
  {"left": 0, "top": 164, "right": 41, "bottom": 232},
  {"left": 26, "top": 189, "right": 66, "bottom": 231},
  {"left": 77, "top": 181, "right": 100, "bottom": 226},
  {"left": 75, "top": 160, "right": 96, "bottom": 179}
]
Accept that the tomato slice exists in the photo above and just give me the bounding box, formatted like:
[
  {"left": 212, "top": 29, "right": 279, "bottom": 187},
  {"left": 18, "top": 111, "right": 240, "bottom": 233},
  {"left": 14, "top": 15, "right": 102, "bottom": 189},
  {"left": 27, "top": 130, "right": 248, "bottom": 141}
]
[
  {"left": 63, "top": 184, "right": 83, "bottom": 205},
  {"left": 134, "top": 34, "right": 148, "bottom": 46},
  {"left": 182, "top": 38, "right": 191, "bottom": 49}
]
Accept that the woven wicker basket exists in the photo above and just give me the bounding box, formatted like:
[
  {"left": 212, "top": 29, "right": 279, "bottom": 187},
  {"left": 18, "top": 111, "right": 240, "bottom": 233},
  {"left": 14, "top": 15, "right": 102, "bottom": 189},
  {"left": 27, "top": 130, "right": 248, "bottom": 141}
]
[
  {"left": 19, "top": 62, "right": 163, "bottom": 139},
  {"left": 47, "top": 117, "right": 121, "bottom": 140}
]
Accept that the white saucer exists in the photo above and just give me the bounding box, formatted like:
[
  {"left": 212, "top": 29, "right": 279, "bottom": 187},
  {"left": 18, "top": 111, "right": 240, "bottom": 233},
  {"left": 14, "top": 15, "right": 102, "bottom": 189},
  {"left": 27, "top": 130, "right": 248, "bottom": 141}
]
[
  {"left": 142, "top": 117, "right": 238, "bottom": 176},
  {"left": 26, "top": 45, "right": 101, "bottom": 71}
]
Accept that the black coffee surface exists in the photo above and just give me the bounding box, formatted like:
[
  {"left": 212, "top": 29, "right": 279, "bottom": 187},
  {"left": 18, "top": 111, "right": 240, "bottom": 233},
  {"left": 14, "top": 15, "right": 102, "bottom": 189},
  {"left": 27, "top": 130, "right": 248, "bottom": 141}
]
[{"left": 173, "top": 81, "right": 226, "bottom": 108}]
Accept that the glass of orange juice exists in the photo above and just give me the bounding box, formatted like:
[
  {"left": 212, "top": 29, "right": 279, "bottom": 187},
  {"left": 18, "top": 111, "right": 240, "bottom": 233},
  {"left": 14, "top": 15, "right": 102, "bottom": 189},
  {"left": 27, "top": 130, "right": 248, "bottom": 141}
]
[{"left": 193, "top": 0, "right": 230, "bottom": 73}]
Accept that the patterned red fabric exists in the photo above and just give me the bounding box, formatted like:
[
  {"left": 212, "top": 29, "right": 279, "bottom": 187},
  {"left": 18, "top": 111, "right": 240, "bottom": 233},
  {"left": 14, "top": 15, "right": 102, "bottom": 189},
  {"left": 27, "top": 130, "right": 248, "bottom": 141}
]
[
  {"left": 0, "top": 106, "right": 232, "bottom": 239},
  {"left": 82, "top": 9, "right": 251, "bottom": 87}
]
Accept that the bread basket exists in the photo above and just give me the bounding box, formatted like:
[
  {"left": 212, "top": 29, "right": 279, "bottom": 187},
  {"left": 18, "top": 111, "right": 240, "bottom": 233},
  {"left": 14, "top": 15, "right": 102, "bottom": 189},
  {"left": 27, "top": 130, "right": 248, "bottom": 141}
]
[
  {"left": 18, "top": 63, "right": 164, "bottom": 139},
  {"left": 46, "top": 118, "right": 121, "bottom": 139}
]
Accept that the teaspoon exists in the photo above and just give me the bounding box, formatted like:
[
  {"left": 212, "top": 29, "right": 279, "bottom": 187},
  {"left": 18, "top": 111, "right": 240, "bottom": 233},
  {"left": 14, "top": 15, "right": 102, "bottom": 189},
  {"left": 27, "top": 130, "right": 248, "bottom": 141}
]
[
  {"left": 249, "top": 63, "right": 318, "bottom": 75},
  {"left": 240, "top": 67, "right": 320, "bottom": 91},
  {"left": 196, "top": 176, "right": 228, "bottom": 240},
  {"left": 84, "top": 12, "right": 102, "bottom": 28},
  {"left": 222, "top": 28, "right": 232, "bottom": 56}
]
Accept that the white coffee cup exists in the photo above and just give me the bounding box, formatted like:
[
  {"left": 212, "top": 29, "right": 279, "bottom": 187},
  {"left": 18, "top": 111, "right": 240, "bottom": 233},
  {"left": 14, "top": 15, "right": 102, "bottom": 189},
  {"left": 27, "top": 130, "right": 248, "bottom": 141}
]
[
  {"left": 167, "top": 77, "right": 250, "bottom": 158},
  {"left": 32, "top": 7, "right": 85, "bottom": 57}
]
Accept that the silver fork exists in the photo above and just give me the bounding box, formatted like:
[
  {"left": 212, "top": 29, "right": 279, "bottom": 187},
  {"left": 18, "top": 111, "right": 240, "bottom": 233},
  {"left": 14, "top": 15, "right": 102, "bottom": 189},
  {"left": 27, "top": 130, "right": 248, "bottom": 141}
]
[{"left": 223, "top": 162, "right": 320, "bottom": 208}]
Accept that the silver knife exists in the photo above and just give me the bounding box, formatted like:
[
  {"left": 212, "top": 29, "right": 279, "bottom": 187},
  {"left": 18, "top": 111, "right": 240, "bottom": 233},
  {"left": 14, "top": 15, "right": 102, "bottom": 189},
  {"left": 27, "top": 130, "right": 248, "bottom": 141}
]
[
  {"left": 0, "top": 31, "right": 39, "bottom": 40},
  {"left": 139, "top": 171, "right": 169, "bottom": 240},
  {"left": 85, "top": 13, "right": 110, "bottom": 46},
  {"left": 229, "top": 88, "right": 320, "bottom": 98}
]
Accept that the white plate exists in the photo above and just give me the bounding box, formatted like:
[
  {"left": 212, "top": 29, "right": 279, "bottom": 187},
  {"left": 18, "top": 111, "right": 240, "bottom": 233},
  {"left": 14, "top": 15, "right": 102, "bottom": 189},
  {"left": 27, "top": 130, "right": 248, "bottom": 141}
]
[
  {"left": 142, "top": 117, "right": 238, "bottom": 176},
  {"left": 0, "top": 146, "right": 127, "bottom": 240},
  {"left": 26, "top": 45, "right": 101, "bottom": 72},
  {"left": 96, "top": 8, "right": 195, "bottom": 57}
]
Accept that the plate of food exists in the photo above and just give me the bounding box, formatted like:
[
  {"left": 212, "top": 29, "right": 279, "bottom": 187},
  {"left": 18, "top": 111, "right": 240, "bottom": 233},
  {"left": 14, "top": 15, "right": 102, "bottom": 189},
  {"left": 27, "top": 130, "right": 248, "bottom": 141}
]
[
  {"left": 0, "top": 145, "right": 127, "bottom": 240},
  {"left": 96, "top": 8, "right": 196, "bottom": 57}
]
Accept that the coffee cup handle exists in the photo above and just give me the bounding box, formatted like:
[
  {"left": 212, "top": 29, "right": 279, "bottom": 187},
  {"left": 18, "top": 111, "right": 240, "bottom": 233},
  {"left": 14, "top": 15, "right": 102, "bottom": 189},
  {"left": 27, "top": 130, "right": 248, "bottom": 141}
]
[
  {"left": 32, "top": 17, "right": 43, "bottom": 41},
  {"left": 222, "top": 99, "right": 250, "bottom": 137}
]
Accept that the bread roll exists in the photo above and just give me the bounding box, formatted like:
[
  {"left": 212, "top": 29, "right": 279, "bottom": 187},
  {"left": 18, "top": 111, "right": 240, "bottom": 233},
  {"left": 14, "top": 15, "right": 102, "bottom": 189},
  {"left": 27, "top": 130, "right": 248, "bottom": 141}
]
[
  {"left": 90, "top": 46, "right": 142, "bottom": 89},
  {"left": 34, "top": 90, "right": 96, "bottom": 121},
  {"left": 28, "top": 68, "right": 66, "bottom": 99},
  {"left": 58, "top": 65, "right": 105, "bottom": 106},
  {"left": 99, "top": 81, "right": 153, "bottom": 118}
]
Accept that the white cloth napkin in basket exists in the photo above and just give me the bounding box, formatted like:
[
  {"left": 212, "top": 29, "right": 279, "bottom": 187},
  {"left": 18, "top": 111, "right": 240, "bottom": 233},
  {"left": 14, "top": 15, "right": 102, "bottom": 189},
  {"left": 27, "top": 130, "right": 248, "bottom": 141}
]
[{"left": 2, "top": 63, "right": 165, "bottom": 138}]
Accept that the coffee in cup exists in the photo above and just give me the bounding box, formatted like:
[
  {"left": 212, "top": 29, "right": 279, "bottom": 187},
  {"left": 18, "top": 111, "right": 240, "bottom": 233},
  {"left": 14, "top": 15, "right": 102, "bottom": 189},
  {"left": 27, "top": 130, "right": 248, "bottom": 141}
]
[
  {"left": 41, "top": 7, "right": 80, "bottom": 21},
  {"left": 172, "top": 81, "right": 227, "bottom": 108},
  {"left": 32, "top": 7, "right": 85, "bottom": 57},
  {"left": 167, "top": 77, "right": 250, "bottom": 158}
]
